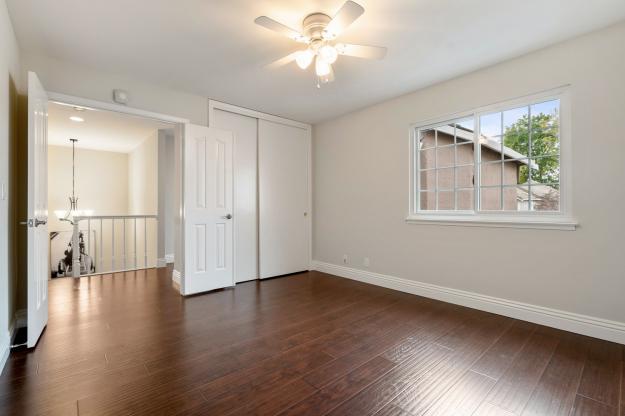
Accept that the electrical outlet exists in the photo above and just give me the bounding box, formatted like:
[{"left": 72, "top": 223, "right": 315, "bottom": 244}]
[
  {"left": 343, "top": 254, "right": 348, "bottom": 264},
  {"left": 363, "top": 257, "right": 370, "bottom": 268}
]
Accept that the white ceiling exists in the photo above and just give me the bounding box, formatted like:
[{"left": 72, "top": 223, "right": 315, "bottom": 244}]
[
  {"left": 48, "top": 102, "right": 172, "bottom": 153},
  {"left": 8, "top": 0, "right": 625, "bottom": 124}
]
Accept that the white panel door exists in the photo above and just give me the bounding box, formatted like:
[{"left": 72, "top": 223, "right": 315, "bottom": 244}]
[
  {"left": 212, "top": 109, "right": 258, "bottom": 283},
  {"left": 183, "top": 125, "right": 234, "bottom": 295},
  {"left": 258, "top": 120, "right": 310, "bottom": 279},
  {"left": 27, "top": 72, "right": 49, "bottom": 347}
]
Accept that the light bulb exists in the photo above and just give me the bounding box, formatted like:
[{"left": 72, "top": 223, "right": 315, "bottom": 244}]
[
  {"left": 318, "top": 45, "right": 338, "bottom": 64},
  {"left": 295, "top": 49, "right": 314, "bottom": 69},
  {"left": 315, "top": 56, "right": 331, "bottom": 77}
]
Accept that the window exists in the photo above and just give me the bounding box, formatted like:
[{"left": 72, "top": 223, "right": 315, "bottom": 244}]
[
  {"left": 417, "top": 117, "right": 476, "bottom": 211},
  {"left": 409, "top": 90, "right": 575, "bottom": 230}
]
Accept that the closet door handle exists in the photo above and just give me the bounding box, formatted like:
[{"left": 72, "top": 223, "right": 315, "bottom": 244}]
[{"left": 221, "top": 214, "right": 233, "bottom": 220}]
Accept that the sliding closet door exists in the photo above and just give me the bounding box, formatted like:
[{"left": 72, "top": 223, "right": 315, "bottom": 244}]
[
  {"left": 212, "top": 109, "right": 258, "bottom": 283},
  {"left": 258, "top": 120, "right": 310, "bottom": 279}
]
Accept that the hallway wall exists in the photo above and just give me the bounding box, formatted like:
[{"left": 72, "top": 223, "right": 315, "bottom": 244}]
[
  {"left": 48, "top": 145, "right": 129, "bottom": 233},
  {"left": 0, "top": 0, "right": 22, "bottom": 370},
  {"left": 21, "top": 53, "right": 207, "bottom": 126}
]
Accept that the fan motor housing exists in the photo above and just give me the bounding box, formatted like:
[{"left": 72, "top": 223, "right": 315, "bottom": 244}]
[{"left": 303, "top": 13, "right": 331, "bottom": 40}]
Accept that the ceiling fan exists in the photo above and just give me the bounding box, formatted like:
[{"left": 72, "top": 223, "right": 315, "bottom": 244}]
[{"left": 255, "top": 1, "right": 387, "bottom": 87}]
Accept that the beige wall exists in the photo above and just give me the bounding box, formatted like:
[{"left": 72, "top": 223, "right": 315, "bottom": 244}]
[
  {"left": 313, "top": 22, "right": 625, "bottom": 325},
  {"left": 0, "top": 0, "right": 21, "bottom": 359},
  {"left": 127, "top": 133, "right": 158, "bottom": 267},
  {"left": 48, "top": 145, "right": 129, "bottom": 233},
  {"left": 128, "top": 133, "right": 158, "bottom": 215},
  {"left": 20, "top": 53, "right": 207, "bottom": 126}
]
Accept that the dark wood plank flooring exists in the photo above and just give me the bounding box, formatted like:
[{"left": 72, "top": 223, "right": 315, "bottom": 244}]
[{"left": 0, "top": 267, "right": 623, "bottom": 415}]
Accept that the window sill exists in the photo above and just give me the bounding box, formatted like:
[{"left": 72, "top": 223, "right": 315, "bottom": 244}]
[{"left": 405, "top": 214, "right": 578, "bottom": 230}]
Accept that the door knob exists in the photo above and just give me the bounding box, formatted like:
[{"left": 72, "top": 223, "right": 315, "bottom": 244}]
[
  {"left": 20, "top": 218, "right": 47, "bottom": 227},
  {"left": 34, "top": 218, "right": 47, "bottom": 227},
  {"left": 221, "top": 214, "right": 233, "bottom": 220}
]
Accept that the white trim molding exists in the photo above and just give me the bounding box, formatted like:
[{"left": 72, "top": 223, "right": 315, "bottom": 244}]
[
  {"left": 406, "top": 214, "right": 577, "bottom": 230},
  {"left": 312, "top": 261, "right": 625, "bottom": 345},
  {"left": 172, "top": 269, "right": 181, "bottom": 286},
  {"left": 0, "top": 330, "right": 9, "bottom": 375},
  {"left": 48, "top": 92, "right": 190, "bottom": 124},
  {"left": 208, "top": 99, "right": 310, "bottom": 131},
  {"left": 1, "top": 308, "right": 28, "bottom": 374},
  {"left": 157, "top": 254, "right": 175, "bottom": 268}
]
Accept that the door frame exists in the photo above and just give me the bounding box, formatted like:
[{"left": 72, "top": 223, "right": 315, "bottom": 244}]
[
  {"left": 46, "top": 92, "right": 190, "bottom": 292},
  {"left": 208, "top": 99, "right": 313, "bottom": 273}
]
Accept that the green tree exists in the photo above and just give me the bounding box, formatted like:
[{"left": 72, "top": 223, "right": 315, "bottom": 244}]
[{"left": 503, "top": 113, "right": 560, "bottom": 185}]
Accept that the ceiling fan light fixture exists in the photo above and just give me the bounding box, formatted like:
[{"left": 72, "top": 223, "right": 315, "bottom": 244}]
[
  {"left": 295, "top": 49, "right": 314, "bottom": 69},
  {"left": 321, "top": 29, "right": 337, "bottom": 40},
  {"left": 318, "top": 45, "right": 338, "bottom": 64},
  {"left": 256, "top": 1, "right": 386, "bottom": 87},
  {"left": 315, "top": 56, "right": 332, "bottom": 77}
]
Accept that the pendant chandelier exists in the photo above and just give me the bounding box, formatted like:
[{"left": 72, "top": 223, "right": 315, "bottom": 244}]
[{"left": 54, "top": 138, "right": 92, "bottom": 224}]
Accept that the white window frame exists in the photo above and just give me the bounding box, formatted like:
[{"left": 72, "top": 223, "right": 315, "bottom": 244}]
[{"left": 407, "top": 86, "right": 577, "bottom": 230}]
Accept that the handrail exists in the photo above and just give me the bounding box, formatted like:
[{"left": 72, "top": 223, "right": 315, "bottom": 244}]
[
  {"left": 70, "top": 214, "right": 158, "bottom": 277},
  {"left": 73, "top": 214, "right": 158, "bottom": 220}
]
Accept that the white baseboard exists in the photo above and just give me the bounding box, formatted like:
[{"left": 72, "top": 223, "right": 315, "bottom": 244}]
[
  {"left": 312, "top": 261, "right": 625, "bottom": 345},
  {"left": 0, "top": 330, "right": 9, "bottom": 376},
  {"left": 158, "top": 254, "right": 175, "bottom": 268},
  {"left": 172, "top": 269, "right": 181, "bottom": 286},
  {"left": 1, "top": 308, "right": 27, "bottom": 375}
]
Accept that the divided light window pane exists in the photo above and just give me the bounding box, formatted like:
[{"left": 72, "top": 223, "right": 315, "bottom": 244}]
[
  {"left": 478, "top": 99, "right": 560, "bottom": 212},
  {"left": 417, "top": 117, "right": 475, "bottom": 211},
  {"left": 415, "top": 97, "right": 561, "bottom": 214}
]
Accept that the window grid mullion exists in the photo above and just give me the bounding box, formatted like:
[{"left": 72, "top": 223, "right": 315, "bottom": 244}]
[
  {"left": 435, "top": 129, "right": 438, "bottom": 210},
  {"left": 475, "top": 115, "right": 481, "bottom": 212},
  {"left": 414, "top": 131, "right": 419, "bottom": 212},
  {"left": 454, "top": 124, "right": 458, "bottom": 210},
  {"left": 528, "top": 105, "right": 533, "bottom": 211},
  {"left": 500, "top": 111, "right": 504, "bottom": 211}
]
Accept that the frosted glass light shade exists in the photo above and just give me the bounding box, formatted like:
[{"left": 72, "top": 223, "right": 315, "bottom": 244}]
[
  {"left": 319, "top": 45, "right": 338, "bottom": 64},
  {"left": 295, "top": 49, "right": 314, "bottom": 69},
  {"left": 315, "top": 56, "right": 332, "bottom": 77}
]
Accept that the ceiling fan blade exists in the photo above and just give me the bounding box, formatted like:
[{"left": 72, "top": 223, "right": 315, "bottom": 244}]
[
  {"left": 336, "top": 43, "right": 387, "bottom": 60},
  {"left": 324, "top": 1, "right": 365, "bottom": 39},
  {"left": 254, "top": 16, "right": 308, "bottom": 43},
  {"left": 266, "top": 51, "right": 300, "bottom": 69}
]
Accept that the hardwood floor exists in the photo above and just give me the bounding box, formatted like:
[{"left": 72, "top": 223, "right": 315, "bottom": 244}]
[{"left": 0, "top": 267, "right": 623, "bottom": 415}]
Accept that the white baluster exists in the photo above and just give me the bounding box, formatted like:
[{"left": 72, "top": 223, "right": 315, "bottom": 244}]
[
  {"left": 144, "top": 218, "right": 148, "bottom": 268},
  {"left": 111, "top": 218, "right": 115, "bottom": 271},
  {"left": 100, "top": 218, "right": 103, "bottom": 273},
  {"left": 123, "top": 218, "right": 126, "bottom": 271},
  {"left": 72, "top": 220, "right": 80, "bottom": 278},
  {"left": 134, "top": 218, "right": 137, "bottom": 270}
]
